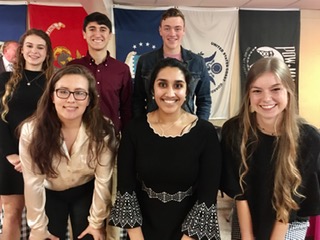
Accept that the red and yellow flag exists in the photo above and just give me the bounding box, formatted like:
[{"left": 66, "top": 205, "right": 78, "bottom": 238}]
[{"left": 29, "top": 4, "right": 87, "bottom": 68}]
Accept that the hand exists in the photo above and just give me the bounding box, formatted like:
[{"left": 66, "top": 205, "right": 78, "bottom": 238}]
[
  {"left": 78, "top": 225, "right": 105, "bottom": 240},
  {"left": 6, "top": 154, "right": 22, "bottom": 172},
  {"left": 181, "top": 234, "right": 195, "bottom": 240}
]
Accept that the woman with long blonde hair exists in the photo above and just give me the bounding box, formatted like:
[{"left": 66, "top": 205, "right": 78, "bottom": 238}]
[
  {"left": 221, "top": 57, "right": 320, "bottom": 239},
  {"left": 0, "top": 28, "right": 54, "bottom": 239}
]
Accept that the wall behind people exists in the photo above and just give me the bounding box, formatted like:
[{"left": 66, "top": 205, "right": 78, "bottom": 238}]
[
  {"left": 299, "top": 10, "right": 320, "bottom": 128},
  {"left": 95, "top": 6, "right": 320, "bottom": 128},
  {"left": 0, "top": 1, "right": 318, "bottom": 128}
]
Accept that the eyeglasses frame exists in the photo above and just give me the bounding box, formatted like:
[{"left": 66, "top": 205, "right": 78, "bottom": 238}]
[{"left": 54, "top": 88, "right": 89, "bottom": 101}]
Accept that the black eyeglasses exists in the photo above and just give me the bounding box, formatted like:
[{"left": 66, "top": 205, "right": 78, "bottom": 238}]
[{"left": 55, "top": 89, "right": 89, "bottom": 101}]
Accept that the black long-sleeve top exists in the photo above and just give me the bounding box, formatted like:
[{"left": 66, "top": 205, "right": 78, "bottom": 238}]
[{"left": 220, "top": 117, "right": 320, "bottom": 239}]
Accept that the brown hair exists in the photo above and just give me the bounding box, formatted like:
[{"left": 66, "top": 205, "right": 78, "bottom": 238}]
[
  {"left": 160, "top": 8, "right": 185, "bottom": 26},
  {"left": 25, "top": 64, "right": 117, "bottom": 177},
  {"left": 1, "top": 29, "right": 54, "bottom": 121}
]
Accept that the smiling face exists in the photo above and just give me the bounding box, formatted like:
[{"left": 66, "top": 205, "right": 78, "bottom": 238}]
[
  {"left": 52, "top": 74, "right": 90, "bottom": 126},
  {"left": 159, "top": 16, "right": 185, "bottom": 54},
  {"left": 249, "top": 72, "right": 288, "bottom": 124},
  {"left": 153, "top": 66, "right": 187, "bottom": 114},
  {"left": 21, "top": 34, "right": 47, "bottom": 71},
  {"left": 83, "top": 21, "right": 111, "bottom": 52}
]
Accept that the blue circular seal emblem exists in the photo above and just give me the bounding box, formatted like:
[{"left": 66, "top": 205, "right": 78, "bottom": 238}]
[{"left": 203, "top": 42, "right": 229, "bottom": 94}]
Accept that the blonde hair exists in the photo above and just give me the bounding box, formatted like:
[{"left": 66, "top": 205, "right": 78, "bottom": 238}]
[
  {"left": 1, "top": 29, "right": 54, "bottom": 121},
  {"left": 238, "top": 57, "right": 304, "bottom": 223}
]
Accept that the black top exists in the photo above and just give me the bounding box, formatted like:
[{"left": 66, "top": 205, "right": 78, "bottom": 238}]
[
  {"left": 109, "top": 116, "right": 222, "bottom": 240},
  {"left": 220, "top": 117, "right": 320, "bottom": 239},
  {"left": 0, "top": 70, "right": 46, "bottom": 194}
]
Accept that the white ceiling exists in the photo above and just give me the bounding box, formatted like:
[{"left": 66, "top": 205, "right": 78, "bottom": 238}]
[
  {"left": 7, "top": 0, "right": 320, "bottom": 12},
  {"left": 112, "top": 0, "right": 320, "bottom": 10}
]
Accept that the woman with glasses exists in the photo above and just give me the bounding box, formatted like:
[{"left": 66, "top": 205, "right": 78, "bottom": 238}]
[
  {"left": 19, "top": 65, "right": 117, "bottom": 240},
  {"left": 0, "top": 28, "right": 54, "bottom": 239}
]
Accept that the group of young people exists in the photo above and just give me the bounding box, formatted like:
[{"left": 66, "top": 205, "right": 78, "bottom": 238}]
[{"left": 0, "top": 6, "right": 319, "bottom": 240}]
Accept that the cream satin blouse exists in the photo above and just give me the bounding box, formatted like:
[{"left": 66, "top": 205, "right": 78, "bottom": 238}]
[{"left": 19, "top": 121, "right": 114, "bottom": 240}]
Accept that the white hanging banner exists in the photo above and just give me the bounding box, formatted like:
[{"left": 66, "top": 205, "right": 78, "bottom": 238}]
[{"left": 181, "top": 7, "right": 238, "bottom": 120}]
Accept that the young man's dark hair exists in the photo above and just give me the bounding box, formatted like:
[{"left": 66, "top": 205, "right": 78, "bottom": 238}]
[{"left": 83, "top": 12, "right": 112, "bottom": 32}]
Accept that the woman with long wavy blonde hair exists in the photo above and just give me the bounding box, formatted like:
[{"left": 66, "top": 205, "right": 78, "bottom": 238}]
[
  {"left": 220, "top": 57, "right": 320, "bottom": 239},
  {"left": 0, "top": 28, "right": 54, "bottom": 240}
]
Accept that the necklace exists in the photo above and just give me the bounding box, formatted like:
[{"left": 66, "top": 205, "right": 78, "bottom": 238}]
[
  {"left": 156, "top": 112, "right": 185, "bottom": 136},
  {"left": 257, "top": 124, "right": 276, "bottom": 136},
  {"left": 23, "top": 71, "right": 44, "bottom": 86}
]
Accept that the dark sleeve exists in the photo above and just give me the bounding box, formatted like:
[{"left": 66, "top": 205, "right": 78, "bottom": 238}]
[
  {"left": 108, "top": 120, "right": 142, "bottom": 228},
  {"left": 297, "top": 167, "right": 320, "bottom": 217},
  {"left": 132, "top": 57, "right": 147, "bottom": 118},
  {"left": 194, "top": 57, "right": 212, "bottom": 120},
  {"left": 0, "top": 72, "right": 17, "bottom": 156},
  {"left": 296, "top": 126, "right": 320, "bottom": 217},
  {"left": 182, "top": 122, "right": 221, "bottom": 239},
  {"left": 119, "top": 64, "right": 133, "bottom": 131},
  {"left": 219, "top": 119, "right": 244, "bottom": 199}
]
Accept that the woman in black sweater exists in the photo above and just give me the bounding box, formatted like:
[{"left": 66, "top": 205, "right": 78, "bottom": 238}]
[
  {"left": 0, "top": 28, "right": 54, "bottom": 239},
  {"left": 221, "top": 57, "right": 320, "bottom": 239}
]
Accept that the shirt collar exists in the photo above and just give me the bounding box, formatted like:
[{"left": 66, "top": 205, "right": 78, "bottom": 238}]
[
  {"left": 85, "top": 51, "right": 110, "bottom": 66},
  {"left": 2, "top": 56, "right": 13, "bottom": 71}
]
